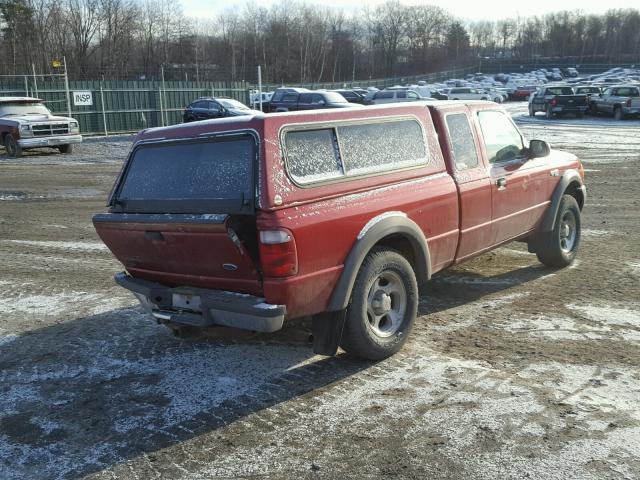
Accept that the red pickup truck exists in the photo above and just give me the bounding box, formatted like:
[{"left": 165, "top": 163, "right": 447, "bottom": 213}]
[{"left": 93, "top": 101, "right": 586, "bottom": 360}]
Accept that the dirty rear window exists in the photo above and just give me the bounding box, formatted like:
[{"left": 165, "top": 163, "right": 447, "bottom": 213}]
[
  {"left": 284, "top": 129, "right": 343, "bottom": 184},
  {"left": 113, "top": 134, "right": 255, "bottom": 214},
  {"left": 337, "top": 120, "right": 427, "bottom": 175}
]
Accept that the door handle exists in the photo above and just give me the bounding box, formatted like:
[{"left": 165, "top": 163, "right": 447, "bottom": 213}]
[
  {"left": 144, "top": 231, "right": 164, "bottom": 241},
  {"left": 496, "top": 177, "right": 507, "bottom": 188}
]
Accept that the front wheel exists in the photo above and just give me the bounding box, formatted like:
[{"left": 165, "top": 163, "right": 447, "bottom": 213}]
[
  {"left": 535, "top": 195, "right": 581, "bottom": 268},
  {"left": 3, "top": 134, "right": 22, "bottom": 158},
  {"left": 340, "top": 247, "right": 418, "bottom": 360},
  {"left": 58, "top": 144, "right": 73, "bottom": 154}
]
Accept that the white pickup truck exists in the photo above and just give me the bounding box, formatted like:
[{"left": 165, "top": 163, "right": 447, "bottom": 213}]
[{"left": 0, "top": 97, "right": 82, "bottom": 157}]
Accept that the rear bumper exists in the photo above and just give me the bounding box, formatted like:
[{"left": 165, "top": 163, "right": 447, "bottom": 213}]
[
  {"left": 552, "top": 105, "right": 588, "bottom": 113},
  {"left": 18, "top": 134, "right": 83, "bottom": 148},
  {"left": 115, "top": 272, "right": 285, "bottom": 333},
  {"left": 622, "top": 107, "right": 640, "bottom": 115}
]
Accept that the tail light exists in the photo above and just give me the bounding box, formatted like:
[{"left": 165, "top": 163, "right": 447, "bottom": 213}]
[
  {"left": 551, "top": 98, "right": 557, "bottom": 106},
  {"left": 258, "top": 229, "right": 298, "bottom": 277},
  {"left": 626, "top": 98, "right": 632, "bottom": 107}
]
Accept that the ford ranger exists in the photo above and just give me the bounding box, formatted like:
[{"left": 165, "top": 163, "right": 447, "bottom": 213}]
[
  {"left": 0, "top": 97, "right": 82, "bottom": 157},
  {"left": 93, "top": 101, "right": 586, "bottom": 360}
]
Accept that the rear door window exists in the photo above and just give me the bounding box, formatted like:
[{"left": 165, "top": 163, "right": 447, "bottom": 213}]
[
  {"left": 445, "top": 114, "right": 479, "bottom": 170},
  {"left": 114, "top": 134, "right": 256, "bottom": 214}
]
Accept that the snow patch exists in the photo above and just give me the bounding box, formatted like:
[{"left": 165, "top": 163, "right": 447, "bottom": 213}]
[
  {"left": 566, "top": 303, "right": 640, "bottom": 329},
  {"left": 582, "top": 229, "right": 611, "bottom": 237}
]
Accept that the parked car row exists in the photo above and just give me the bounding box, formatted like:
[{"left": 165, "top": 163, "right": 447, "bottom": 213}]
[
  {"left": 528, "top": 83, "right": 640, "bottom": 120},
  {"left": 183, "top": 66, "right": 640, "bottom": 123}
]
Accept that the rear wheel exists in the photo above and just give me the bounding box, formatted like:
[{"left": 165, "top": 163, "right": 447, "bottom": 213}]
[
  {"left": 340, "top": 247, "right": 418, "bottom": 360},
  {"left": 3, "top": 134, "right": 22, "bottom": 158},
  {"left": 614, "top": 107, "right": 624, "bottom": 121},
  {"left": 58, "top": 144, "right": 73, "bottom": 154},
  {"left": 535, "top": 195, "right": 581, "bottom": 268},
  {"left": 545, "top": 104, "right": 555, "bottom": 119},
  {"left": 528, "top": 104, "right": 535, "bottom": 117}
]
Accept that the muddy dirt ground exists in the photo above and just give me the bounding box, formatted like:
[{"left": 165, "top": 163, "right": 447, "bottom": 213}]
[{"left": 0, "top": 106, "right": 639, "bottom": 480}]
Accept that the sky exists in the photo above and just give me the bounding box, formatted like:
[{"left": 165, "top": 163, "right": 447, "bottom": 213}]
[{"left": 181, "top": 0, "right": 637, "bottom": 22}]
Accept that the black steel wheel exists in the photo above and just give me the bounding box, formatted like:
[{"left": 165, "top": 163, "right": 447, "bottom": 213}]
[
  {"left": 535, "top": 195, "right": 581, "bottom": 268},
  {"left": 340, "top": 247, "right": 418, "bottom": 360}
]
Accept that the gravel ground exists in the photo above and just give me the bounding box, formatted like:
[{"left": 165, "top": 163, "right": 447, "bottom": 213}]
[{"left": 0, "top": 109, "right": 639, "bottom": 480}]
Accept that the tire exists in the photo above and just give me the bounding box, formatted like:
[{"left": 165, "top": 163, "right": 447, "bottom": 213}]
[
  {"left": 614, "top": 107, "right": 623, "bottom": 121},
  {"left": 545, "top": 105, "right": 555, "bottom": 119},
  {"left": 58, "top": 144, "right": 73, "bottom": 154},
  {"left": 590, "top": 103, "right": 598, "bottom": 115},
  {"left": 340, "top": 247, "right": 418, "bottom": 360},
  {"left": 528, "top": 104, "right": 535, "bottom": 117},
  {"left": 535, "top": 195, "right": 581, "bottom": 268},
  {"left": 3, "top": 134, "right": 22, "bottom": 158},
  {"left": 576, "top": 112, "right": 584, "bottom": 119}
]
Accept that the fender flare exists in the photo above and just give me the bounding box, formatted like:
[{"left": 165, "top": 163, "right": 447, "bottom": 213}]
[
  {"left": 327, "top": 213, "right": 431, "bottom": 312},
  {"left": 540, "top": 169, "right": 585, "bottom": 232}
]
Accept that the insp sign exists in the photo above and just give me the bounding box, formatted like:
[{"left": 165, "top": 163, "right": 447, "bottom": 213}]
[{"left": 73, "top": 91, "right": 93, "bottom": 106}]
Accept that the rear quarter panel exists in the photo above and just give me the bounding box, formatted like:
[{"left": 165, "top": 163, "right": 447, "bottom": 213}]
[{"left": 259, "top": 105, "right": 459, "bottom": 318}]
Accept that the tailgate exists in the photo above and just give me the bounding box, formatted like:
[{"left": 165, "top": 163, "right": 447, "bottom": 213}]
[
  {"left": 558, "top": 95, "right": 587, "bottom": 106},
  {"left": 94, "top": 213, "right": 262, "bottom": 295}
]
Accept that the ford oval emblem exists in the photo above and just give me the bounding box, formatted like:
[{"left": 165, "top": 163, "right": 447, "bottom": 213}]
[{"left": 223, "top": 263, "right": 238, "bottom": 271}]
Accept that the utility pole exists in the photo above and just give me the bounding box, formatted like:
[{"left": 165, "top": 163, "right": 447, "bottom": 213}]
[
  {"left": 195, "top": 45, "right": 199, "bottom": 82},
  {"left": 63, "top": 56, "right": 72, "bottom": 117},
  {"left": 32, "top": 63, "right": 38, "bottom": 98},
  {"left": 257, "top": 65, "right": 263, "bottom": 111}
]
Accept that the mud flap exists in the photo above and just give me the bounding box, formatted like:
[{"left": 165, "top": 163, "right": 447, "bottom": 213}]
[{"left": 312, "top": 310, "right": 347, "bottom": 356}]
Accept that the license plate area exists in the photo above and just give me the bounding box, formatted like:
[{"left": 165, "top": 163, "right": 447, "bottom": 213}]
[{"left": 172, "top": 293, "right": 202, "bottom": 311}]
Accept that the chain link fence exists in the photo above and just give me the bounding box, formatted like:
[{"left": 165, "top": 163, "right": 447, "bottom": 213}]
[{"left": 0, "top": 79, "right": 250, "bottom": 135}]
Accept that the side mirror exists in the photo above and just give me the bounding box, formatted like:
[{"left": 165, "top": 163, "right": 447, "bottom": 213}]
[{"left": 529, "top": 139, "right": 550, "bottom": 158}]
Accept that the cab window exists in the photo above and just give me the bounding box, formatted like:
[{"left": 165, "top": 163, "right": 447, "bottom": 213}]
[{"left": 477, "top": 111, "right": 524, "bottom": 164}]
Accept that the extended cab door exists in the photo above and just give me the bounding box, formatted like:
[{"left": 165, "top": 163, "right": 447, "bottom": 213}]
[
  {"left": 475, "top": 109, "right": 548, "bottom": 245},
  {"left": 438, "top": 109, "right": 492, "bottom": 261}
]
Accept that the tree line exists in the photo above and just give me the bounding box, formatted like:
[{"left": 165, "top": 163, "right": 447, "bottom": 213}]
[{"left": 1, "top": 0, "right": 639, "bottom": 83}]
